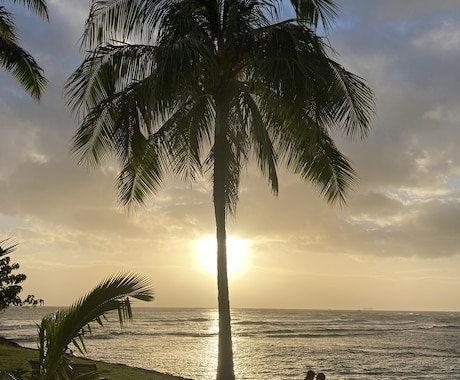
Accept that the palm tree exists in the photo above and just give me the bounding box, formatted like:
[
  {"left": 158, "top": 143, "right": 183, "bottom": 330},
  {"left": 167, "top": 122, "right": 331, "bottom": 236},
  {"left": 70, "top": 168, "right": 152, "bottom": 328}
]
[
  {"left": 0, "top": 0, "right": 48, "bottom": 100},
  {"left": 36, "top": 272, "right": 153, "bottom": 379},
  {"left": 65, "top": 1, "right": 374, "bottom": 379}
]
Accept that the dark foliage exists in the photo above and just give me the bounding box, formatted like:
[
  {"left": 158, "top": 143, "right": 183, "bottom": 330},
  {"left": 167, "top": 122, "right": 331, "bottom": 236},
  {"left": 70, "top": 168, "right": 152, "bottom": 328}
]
[{"left": 0, "top": 240, "right": 43, "bottom": 312}]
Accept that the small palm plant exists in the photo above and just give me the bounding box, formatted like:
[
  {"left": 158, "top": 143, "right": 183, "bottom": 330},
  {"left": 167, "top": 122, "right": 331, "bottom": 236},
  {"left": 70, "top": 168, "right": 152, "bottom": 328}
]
[{"left": 34, "top": 272, "right": 153, "bottom": 380}]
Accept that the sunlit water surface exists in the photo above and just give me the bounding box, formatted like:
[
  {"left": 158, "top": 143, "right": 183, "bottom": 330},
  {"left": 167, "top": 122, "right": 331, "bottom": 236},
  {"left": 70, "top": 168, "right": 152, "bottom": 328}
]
[{"left": 2, "top": 307, "right": 459, "bottom": 379}]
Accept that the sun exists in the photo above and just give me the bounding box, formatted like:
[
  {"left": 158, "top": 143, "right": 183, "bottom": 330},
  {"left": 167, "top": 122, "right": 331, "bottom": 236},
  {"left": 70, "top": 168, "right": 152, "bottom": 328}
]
[{"left": 195, "top": 235, "right": 250, "bottom": 276}]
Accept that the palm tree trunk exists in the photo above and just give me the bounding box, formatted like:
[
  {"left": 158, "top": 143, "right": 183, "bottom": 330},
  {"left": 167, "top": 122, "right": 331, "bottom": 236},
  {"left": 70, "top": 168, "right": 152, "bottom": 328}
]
[{"left": 214, "top": 104, "right": 235, "bottom": 380}]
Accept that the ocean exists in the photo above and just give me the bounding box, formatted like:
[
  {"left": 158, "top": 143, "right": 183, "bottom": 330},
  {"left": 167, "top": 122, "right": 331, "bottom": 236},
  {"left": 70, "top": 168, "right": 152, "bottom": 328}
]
[{"left": 1, "top": 307, "right": 459, "bottom": 379}]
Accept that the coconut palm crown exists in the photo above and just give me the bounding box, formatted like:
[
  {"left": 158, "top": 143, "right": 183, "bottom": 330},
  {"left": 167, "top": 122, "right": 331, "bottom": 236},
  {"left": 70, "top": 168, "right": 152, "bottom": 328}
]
[
  {"left": 65, "top": 1, "right": 375, "bottom": 379},
  {"left": 0, "top": 0, "right": 48, "bottom": 100}
]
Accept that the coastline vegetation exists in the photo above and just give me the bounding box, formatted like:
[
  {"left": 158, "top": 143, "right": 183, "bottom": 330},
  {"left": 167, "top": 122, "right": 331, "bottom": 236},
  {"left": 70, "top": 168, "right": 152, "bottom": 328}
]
[
  {"left": 0, "top": 240, "right": 43, "bottom": 311},
  {"left": 0, "top": 273, "right": 159, "bottom": 379},
  {"left": 0, "top": 338, "right": 189, "bottom": 380}
]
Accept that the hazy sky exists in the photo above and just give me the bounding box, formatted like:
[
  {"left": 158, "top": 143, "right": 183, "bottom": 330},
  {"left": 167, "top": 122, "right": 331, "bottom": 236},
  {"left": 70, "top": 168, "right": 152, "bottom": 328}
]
[{"left": 1, "top": 0, "right": 459, "bottom": 311}]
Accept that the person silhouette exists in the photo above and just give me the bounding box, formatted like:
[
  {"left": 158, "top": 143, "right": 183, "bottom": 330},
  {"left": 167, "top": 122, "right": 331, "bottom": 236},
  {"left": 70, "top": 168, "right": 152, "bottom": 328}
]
[
  {"left": 305, "top": 370, "right": 315, "bottom": 380},
  {"left": 316, "top": 373, "right": 326, "bottom": 380}
]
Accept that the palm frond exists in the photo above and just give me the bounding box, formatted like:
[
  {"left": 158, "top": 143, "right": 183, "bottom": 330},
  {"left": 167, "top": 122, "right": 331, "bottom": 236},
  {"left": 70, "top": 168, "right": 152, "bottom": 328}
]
[
  {"left": 302, "top": 138, "right": 356, "bottom": 206},
  {"left": 326, "top": 59, "right": 375, "bottom": 138},
  {"left": 230, "top": 80, "right": 279, "bottom": 195},
  {"left": 0, "top": 37, "right": 48, "bottom": 100},
  {"left": 289, "top": 0, "right": 337, "bottom": 31},
  {"left": 279, "top": 116, "right": 356, "bottom": 205},
  {"left": 9, "top": 0, "right": 48, "bottom": 20},
  {"left": 166, "top": 95, "right": 215, "bottom": 182},
  {"left": 65, "top": 43, "right": 157, "bottom": 117},
  {"left": 38, "top": 273, "right": 153, "bottom": 378},
  {"left": 0, "top": 239, "right": 17, "bottom": 257},
  {"left": 66, "top": 44, "right": 159, "bottom": 165},
  {"left": 0, "top": 1, "right": 48, "bottom": 100},
  {"left": 82, "top": 0, "right": 169, "bottom": 48},
  {"left": 0, "top": 7, "right": 16, "bottom": 41},
  {"left": 116, "top": 134, "right": 164, "bottom": 206},
  {"left": 83, "top": 0, "right": 144, "bottom": 48}
]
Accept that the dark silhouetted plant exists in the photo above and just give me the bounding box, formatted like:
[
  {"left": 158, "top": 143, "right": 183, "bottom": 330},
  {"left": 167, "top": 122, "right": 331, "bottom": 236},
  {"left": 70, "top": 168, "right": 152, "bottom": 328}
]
[
  {"left": 0, "top": 0, "right": 49, "bottom": 100},
  {"left": 0, "top": 239, "right": 43, "bottom": 311},
  {"left": 35, "top": 273, "right": 153, "bottom": 379},
  {"left": 65, "top": 1, "right": 374, "bottom": 378}
]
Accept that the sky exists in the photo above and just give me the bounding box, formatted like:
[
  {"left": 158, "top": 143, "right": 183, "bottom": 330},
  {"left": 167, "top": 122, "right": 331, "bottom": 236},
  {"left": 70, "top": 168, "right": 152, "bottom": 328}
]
[{"left": 1, "top": 0, "right": 459, "bottom": 312}]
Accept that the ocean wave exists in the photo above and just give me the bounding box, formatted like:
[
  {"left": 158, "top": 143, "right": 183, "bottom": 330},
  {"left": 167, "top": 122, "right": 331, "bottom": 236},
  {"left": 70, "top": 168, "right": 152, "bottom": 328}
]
[
  {"left": 86, "top": 330, "right": 218, "bottom": 339},
  {"left": 3, "top": 308, "right": 460, "bottom": 380},
  {"left": 431, "top": 324, "right": 460, "bottom": 329}
]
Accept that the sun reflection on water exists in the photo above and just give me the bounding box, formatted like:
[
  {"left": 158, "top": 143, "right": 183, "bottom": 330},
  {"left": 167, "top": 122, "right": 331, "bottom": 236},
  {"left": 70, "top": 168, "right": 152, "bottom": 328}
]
[{"left": 202, "top": 310, "right": 219, "bottom": 378}]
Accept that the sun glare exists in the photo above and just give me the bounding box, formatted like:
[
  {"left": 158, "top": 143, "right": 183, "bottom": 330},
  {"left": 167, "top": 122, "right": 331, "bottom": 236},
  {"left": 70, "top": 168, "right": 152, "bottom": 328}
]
[{"left": 195, "top": 235, "right": 250, "bottom": 276}]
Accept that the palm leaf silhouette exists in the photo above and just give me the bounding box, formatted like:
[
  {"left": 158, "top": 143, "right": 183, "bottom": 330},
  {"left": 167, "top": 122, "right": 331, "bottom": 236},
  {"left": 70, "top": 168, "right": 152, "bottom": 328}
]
[{"left": 36, "top": 272, "right": 153, "bottom": 379}]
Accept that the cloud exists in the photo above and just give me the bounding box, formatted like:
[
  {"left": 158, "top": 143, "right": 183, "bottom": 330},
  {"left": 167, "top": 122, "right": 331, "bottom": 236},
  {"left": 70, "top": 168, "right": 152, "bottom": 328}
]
[
  {"left": 413, "top": 22, "right": 460, "bottom": 54},
  {"left": 2, "top": 0, "right": 460, "bottom": 309}
]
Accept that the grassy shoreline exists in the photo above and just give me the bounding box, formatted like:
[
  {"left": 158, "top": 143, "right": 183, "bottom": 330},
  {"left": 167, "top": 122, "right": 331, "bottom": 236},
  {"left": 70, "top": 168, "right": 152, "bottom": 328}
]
[{"left": 0, "top": 337, "right": 192, "bottom": 380}]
